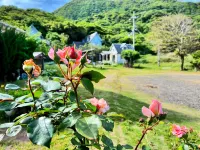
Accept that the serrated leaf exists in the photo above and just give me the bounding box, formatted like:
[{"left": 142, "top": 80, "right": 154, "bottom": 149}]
[
  {"left": 75, "top": 115, "right": 102, "bottom": 139},
  {"left": 82, "top": 70, "right": 106, "bottom": 83},
  {"left": 6, "top": 125, "right": 22, "bottom": 137},
  {"left": 81, "top": 78, "right": 94, "bottom": 95},
  {"left": 27, "top": 117, "right": 54, "bottom": 148},
  {"left": 5, "top": 84, "right": 20, "bottom": 90}
]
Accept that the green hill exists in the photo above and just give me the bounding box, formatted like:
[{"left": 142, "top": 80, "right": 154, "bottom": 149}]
[{"left": 54, "top": 0, "right": 200, "bottom": 52}]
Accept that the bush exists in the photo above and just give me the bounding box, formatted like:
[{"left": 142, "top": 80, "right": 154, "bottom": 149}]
[
  {"left": 0, "top": 27, "right": 38, "bottom": 81},
  {"left": 121, "top": 50, "right": 140, "bottom": 67},
  {"left": 191, "top": 50, "right": 200, "bottom": 71}
]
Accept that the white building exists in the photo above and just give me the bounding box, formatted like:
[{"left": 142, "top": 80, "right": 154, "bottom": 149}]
[{"left": 101, "top": 43, "right": 134, "bottom": 64}]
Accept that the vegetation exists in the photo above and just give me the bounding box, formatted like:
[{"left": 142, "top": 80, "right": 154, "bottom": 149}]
[
  {"left": 0, "top": 27, "right": 38, "bottom": 81},
  {"left": 1, "top": 62, "right": 200, "bottom": 149},
  {"left": 191, "top": 50, "right": 200, "bottom": 71},
  {"left": 149, "top": 14, "right": 200, "bottom": 71},
  {"left": 121, "top": 50, "right": 140, "bottom": 68},
  {"left": 54, "top": 0, "right": 200, "bottom": 52}
]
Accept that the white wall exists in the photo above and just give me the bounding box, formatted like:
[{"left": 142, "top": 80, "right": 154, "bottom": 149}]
[{"left": 117, "top": 54, "right": 125, "bottom": 64}]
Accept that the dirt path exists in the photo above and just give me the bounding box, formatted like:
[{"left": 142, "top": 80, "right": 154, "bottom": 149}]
[{"left": 129, "top": 73, "right": 200, "bottom": 110}]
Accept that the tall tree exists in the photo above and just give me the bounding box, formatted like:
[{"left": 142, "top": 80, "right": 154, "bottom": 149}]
[{"left": 150, "top": 14, "right": 200, "bottom": 70}]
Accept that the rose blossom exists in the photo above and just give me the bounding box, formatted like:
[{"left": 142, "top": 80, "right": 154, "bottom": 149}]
[
  {"left": 23, "top": 59, "right": 41, "bottom": 77},
  {"left": 172, "top": 124, "right": 188, "bottom": 138},
  {"left": 142, "top": 100, "right": 163, "bottom": 118},
  {"left": 89, "top": 98, "right": 110, "bottom": 114}
]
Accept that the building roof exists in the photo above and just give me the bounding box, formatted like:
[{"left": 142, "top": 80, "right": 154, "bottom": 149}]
[
  {"left": 33, "top": 52, "right": 45, "bottom": 59},
  {"left": 112, "top": 43, "right": 134, "bottom": 54},
  {"left": 73, "top": 41, "right": 85, "bottom": 49},
  {"left": 0, "top": 21, "right": 25, "bottom": 33}
]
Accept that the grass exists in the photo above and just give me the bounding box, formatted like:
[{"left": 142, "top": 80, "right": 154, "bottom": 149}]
[{"left": 0, "top": 55, "right": 200, "bottom": 149}]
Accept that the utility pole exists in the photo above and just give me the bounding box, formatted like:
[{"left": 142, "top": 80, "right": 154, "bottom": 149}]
[{"left": 132, "top": 12, "right": 136, "bottom": 50}]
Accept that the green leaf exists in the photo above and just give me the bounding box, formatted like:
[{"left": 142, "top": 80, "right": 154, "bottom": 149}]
[
  {"left": 27, "top": 117, "right": 54, "bottom": 148},
  {"left": 31, "top": 80, "right": 45, "bottom": 86},
  {"left": 69, "top": 91, "right": 76, "bottom": 102},
  {"left": 17, "top": 102, "right": 34, "bottom": 108},
  {"left": 82, "top": 70, "right": 106, "bottom": 83},
  {"left": 59, "top": 112, "right": 81, "bottom": 130},
  {"left": 0, "top": 93, "right": 14, "bottom": 100},
  {"left": 42, "top": 81, "right": 61, "bottom": 92},
  {"left": 71, "top": 137, "right": 81, "bottom": 146},
  {"left": 100, "top": 116, "right": 114, "bottom": 132},
  {"left": 6, "top": 125, "right": 22, "bottom": 137},
  {"left": 0, "top": 123, "right": 14, "bottom": 129},
  {"left": 75, "top": 115, "right": 102, "bottom": 139},
  {"left": 15, "top": 95, "right": 28, "bottom": 103},
  {"left": 81, "top": 78, "right": 94, "bottom": 95},
  {"left": 5, "top": 84, "right": 20, "bottom": 90},
  {"left": 20, "top": 117, "right": 33, "bottom": 124},
  {"left": 0, "top": 102, "right": 17, "bottom": 111},
  {"left": 101, "top": 135, "right": 114, "bottom": 148},
  {"left": 142, "top": 145, "right": 151, "bottom": 150},
  {"left": 183, "top": 145, "right": 189, "bottom": 150}
]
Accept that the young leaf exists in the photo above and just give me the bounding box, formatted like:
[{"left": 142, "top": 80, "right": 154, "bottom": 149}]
[
  {"left": 5, "top": 84, "right": 20, "bottom": 90},
  {"left": 27, "top": 117, "right": 54, "bottom": 148},
  {"left": 6, "top": 125, "right": 22, "bottom": 137},
  {"left": 81, "top": 78, "right": 94, "bottom": 95},
  {"left": 75, "top": 115, "right": 102, "bottom": 139},
  {"left": 82, "top": 70, "right": 106, "bottom": 83}
]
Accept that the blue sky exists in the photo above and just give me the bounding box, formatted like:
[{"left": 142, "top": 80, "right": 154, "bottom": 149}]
[
  {"left": 0, "top": 0, "right": 70, "bottom": 12},
  {"left": 0, "top": 0, "right": 199, "bottom": 12}
]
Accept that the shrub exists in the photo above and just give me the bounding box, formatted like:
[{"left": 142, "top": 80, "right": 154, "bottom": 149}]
[
  {"left": 0, "top": 27, "right": 38, "bottom": 81},
  {"left": 191, "top": 50, "right": 200, "bottom": 71},
  {"left": 121, "top": 50, "right": 140, "bottom": 67}
]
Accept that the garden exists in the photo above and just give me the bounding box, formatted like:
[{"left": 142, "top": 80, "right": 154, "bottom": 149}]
[{"left": 0, "top": 45, "right": 200, "bottom": 150}]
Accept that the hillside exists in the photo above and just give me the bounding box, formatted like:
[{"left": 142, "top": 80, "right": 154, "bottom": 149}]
[
  {"left": 0, "top": 6, "right": 108, "bottom": 44},
  {"left": 54, "top": 0, "right": 200, "bottom": 52}
]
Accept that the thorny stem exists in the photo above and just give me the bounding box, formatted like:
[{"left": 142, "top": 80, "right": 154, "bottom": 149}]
[
  {"left": 28, "top": 76, "right": 36, "bottom": 111},
  {"left": 134, "top": 120, "right": 160, "bottom": 150}
]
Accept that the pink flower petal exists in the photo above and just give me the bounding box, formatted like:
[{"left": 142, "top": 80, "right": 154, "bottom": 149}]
[
  {"left": 48, "top": 48, "right": 55, "bottom": 60},
  {"left": 142, "top": 106, "right": 155, "bottom": 118}
]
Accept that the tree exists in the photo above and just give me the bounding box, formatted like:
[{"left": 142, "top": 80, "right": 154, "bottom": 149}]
[
  {"left": 121, "top": 50, "right": 140, "bottom": 68},
  {"left": 150, "top": 14, "right": 200, "bottom": 70}
]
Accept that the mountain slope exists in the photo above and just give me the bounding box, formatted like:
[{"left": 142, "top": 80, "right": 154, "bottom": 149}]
[{"left": 54, "top": 0, "right": 200, "bottom": 20}]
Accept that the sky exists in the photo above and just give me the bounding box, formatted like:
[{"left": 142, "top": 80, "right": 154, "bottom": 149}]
[
  {"left": 0, "top": 0, "right": 70, "bottom": 12},
  {"left": 0, "top": 0, "right": 199, "bottom": 12}
]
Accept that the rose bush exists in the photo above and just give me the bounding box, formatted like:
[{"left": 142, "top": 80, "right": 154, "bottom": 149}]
[{"left": 0, "top": 46, "right": 199, "bottom": 150}]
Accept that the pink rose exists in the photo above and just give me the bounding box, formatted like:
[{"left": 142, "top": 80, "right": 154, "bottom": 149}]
[
  {"left": 142, "top": 100, "right": 163, "bottom": 118},
  {"left": 172, "top": 124, "right": 188, "bottom": 138},
  {"left": 56, "top": 49, "right": 68, "bottom": 65},
  {"left": 89, "top": 98, "right": 109, "bottom": 114},
  {"left": 64, "top": 46, "right": 82, "bottom": 60},
  {"left": 90, "top": 97, "right": 99, "bottom": 107},
  {"left": 48, "top": 48, "right": 55, "bottom": 60}
]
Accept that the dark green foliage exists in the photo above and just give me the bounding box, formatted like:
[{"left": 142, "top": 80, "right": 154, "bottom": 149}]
[
  {"left": 0, "top": 27, "right": 37, "bottom": 81},
  {"left": 121, "top": 50, "right": 140, "bottom": 68},
  {"left": 191, "top": 50, "right": 200, "bottom": 70}
]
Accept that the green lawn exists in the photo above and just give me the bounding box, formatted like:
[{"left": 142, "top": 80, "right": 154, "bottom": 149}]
[{"left": 0, "top": 55, "right": 200, "bottom": 150}]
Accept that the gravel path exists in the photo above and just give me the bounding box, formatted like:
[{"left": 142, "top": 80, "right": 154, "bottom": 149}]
[{"left": 130, "top": 73, "right": 200, "bottom": 110}]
